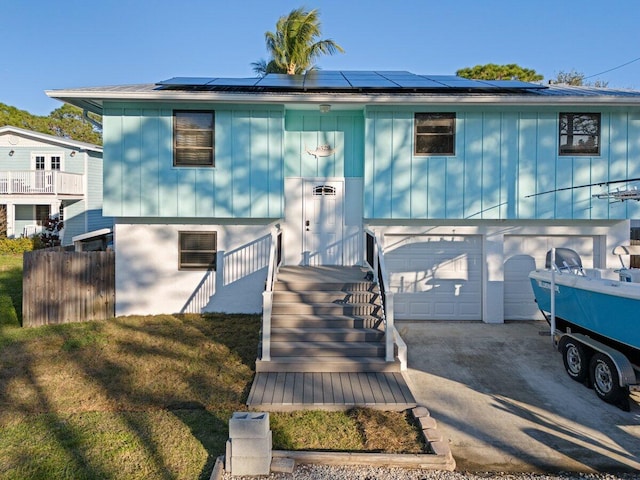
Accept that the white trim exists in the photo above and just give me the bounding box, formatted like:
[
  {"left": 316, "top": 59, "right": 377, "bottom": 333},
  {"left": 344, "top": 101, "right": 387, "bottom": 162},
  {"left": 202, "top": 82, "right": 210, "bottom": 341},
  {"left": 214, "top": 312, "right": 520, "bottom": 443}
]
[
  {"left": 30, "top": 152, "right": 65, "bottom": 171},
  {"left": 0, "top": 126, "right": 102, "bottom": 152}
]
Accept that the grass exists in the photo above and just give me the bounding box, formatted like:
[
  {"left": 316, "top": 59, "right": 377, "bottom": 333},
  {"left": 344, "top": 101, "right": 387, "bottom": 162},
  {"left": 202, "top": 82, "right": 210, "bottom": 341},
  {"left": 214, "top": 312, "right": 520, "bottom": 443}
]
[{"left": 0, "top": 254, "right": 424, "bottom": 479}]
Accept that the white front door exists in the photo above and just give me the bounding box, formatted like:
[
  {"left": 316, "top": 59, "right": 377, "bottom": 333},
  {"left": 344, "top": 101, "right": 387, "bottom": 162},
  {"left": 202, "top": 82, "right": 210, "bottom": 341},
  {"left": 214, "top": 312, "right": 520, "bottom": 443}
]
[{"left": 303, "top": 179, "right": 344, "bottom": 265}]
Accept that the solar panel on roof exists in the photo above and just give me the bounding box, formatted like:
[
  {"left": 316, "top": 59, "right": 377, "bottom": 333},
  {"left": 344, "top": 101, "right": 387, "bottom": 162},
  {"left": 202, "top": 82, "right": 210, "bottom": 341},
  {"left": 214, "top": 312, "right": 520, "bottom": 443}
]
[
  {"left": 257, "top": 74, "right": 305, "bottom": 88},
  {"left": 206, "top": 78, "right": 259, "bottom": 86},
  {"left": 157, "top": 77, "right": 216, "bottom": 86},
  {"left": 155, "top": 70, "right": 548, "bottom": 92},
  {"left": 481, "top": 80, "right": 547, "bottom": 89},
  {"left": 394, "top": 79, "right": 446, "bottom": 88}
]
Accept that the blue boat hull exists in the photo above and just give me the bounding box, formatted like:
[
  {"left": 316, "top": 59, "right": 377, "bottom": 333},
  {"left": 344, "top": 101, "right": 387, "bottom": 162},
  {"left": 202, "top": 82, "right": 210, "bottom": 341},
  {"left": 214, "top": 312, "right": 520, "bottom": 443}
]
[{"left": 529, "top": 271, "right": 640, "bottom": 364}]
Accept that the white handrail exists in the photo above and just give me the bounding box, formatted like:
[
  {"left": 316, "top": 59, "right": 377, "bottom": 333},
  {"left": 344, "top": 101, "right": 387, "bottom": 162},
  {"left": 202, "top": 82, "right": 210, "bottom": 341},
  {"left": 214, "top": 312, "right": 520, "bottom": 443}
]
[
  {"left": 261, "top": 224, "right": 282, "bottom": 361},
  {"left": 364, "top": 228, "right": 401, "bottom": 367}
]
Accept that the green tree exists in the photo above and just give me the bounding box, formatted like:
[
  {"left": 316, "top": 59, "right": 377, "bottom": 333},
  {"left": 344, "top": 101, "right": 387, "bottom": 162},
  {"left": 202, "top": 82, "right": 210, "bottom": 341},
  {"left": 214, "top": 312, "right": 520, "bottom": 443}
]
[
  {"left": 0, "top": 102, "right": 102, "bottom": 144},
  {"left": 551, "top": 69, "right": 608, "bottom": 87},
  {"left": 456, "top": 63, "right": 543, "bottom": 82},
  {"left": 252, "top": 7, "right": 344, "bottom": 76}
]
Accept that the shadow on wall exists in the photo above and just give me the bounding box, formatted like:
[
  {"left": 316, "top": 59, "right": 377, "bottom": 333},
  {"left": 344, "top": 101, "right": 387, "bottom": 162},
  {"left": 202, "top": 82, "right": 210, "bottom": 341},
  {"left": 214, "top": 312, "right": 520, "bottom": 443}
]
[
  {"left": 385, "top": 238, "right": 475, "bottom": 294},
  {"left": 181, "top": 235, "right": 271, "bottom": 314}
]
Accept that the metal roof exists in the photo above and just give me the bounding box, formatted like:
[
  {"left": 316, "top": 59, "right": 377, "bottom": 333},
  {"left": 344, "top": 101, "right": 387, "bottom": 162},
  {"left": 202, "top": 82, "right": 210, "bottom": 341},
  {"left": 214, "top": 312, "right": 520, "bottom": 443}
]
[{"left": 46, "top": 71, "right": 640, "bottom": 114}]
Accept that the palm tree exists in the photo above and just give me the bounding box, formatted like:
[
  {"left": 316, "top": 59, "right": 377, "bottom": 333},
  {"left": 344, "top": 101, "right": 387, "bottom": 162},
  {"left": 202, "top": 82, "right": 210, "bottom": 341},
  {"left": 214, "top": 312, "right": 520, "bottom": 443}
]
[{"left": 252, "top": 7, "right": 344, "bottom": 76}]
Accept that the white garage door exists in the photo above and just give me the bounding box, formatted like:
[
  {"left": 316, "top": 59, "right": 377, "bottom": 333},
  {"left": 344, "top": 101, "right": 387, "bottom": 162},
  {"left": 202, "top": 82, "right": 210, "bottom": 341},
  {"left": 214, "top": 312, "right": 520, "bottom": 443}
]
[
  {"left": 385, "top": 235, "right": 482, "bottom": 320},
  {"left": 503, "top": 235, "right": 599, "bottom": 320}
]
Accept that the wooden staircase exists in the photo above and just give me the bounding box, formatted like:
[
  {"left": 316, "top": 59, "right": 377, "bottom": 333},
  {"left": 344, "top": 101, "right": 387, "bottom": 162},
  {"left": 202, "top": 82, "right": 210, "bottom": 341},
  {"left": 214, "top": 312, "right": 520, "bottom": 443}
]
[{"left": 256, "top": 266, "right": 400, "bottom": 373}]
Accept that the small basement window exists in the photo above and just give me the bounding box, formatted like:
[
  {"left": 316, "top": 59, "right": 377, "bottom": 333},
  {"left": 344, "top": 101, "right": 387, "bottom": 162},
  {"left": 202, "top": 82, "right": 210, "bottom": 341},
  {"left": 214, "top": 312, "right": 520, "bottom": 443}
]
[
  {"left": 414, "top": 113, "right": 455, "bottom": 155},
  {"left": 174, "top": 111, "right": 215, "bottom": 167},
  {"left": 559, "top": 113, "right": 600, "bottom": 156},
  {"left": 178, "top": 231, "right": 217, "bottom": 270}
]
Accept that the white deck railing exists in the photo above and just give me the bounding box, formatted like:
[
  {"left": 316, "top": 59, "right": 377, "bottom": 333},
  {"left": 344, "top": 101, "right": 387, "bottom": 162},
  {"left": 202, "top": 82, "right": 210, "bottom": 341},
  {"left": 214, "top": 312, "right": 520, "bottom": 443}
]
[
  {"left": 261, "top": 224, "right": 283, "bottom": 361},
  {"left": 0, "top": 171, "right": 84, "bottom": 195},
  {"left": 364, "top": 228, "right": 407, "bottom": 371}
]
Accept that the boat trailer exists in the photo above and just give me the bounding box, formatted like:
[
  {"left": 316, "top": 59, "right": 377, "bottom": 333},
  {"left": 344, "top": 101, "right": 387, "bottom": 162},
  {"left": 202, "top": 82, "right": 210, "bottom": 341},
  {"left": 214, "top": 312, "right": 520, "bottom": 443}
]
[{"left": 546, "top": 247, "right": 640, "bottom": 411}]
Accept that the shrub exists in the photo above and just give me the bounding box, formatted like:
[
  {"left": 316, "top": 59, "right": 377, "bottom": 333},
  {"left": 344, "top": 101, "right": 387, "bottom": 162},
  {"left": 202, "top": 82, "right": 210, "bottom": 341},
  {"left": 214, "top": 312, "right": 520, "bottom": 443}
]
[{"left": 0, "top": 237, "right": 37, "bottom": 254}]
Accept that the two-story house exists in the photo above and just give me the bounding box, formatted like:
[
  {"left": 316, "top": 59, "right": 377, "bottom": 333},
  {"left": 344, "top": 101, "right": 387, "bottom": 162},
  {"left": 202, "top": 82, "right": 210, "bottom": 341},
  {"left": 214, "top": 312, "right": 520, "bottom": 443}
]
[
  {"left": 46, "top": 71, "right": 640, "bottom": 323},
  {"left": 0, "top": 126, "right": 112, "bottom": 245}
]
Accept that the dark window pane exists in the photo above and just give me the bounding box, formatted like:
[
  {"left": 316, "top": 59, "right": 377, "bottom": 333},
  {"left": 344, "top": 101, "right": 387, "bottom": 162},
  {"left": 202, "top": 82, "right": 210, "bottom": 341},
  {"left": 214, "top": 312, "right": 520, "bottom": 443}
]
[
  {"left": 559, "top": 113, "right": 600, "bottom": 156},
  {"left": 415, "top": 113, "right": 455, "bottom": 155},
  {"left": 179, "top": 232, "right": 217, "bottom": 270}
]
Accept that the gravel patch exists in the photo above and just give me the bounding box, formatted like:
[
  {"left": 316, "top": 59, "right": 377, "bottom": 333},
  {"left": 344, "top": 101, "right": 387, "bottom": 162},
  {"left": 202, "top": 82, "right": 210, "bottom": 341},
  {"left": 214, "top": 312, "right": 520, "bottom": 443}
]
[{"left": 222, "top": 465, "right": 640, "bottom": 480}]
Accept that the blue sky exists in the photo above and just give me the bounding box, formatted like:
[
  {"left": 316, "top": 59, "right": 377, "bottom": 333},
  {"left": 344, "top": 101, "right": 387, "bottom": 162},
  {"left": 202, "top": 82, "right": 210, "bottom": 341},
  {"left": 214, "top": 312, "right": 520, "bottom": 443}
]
[{"left": 3, "top": 0, "right": 640, "bottom": 115}]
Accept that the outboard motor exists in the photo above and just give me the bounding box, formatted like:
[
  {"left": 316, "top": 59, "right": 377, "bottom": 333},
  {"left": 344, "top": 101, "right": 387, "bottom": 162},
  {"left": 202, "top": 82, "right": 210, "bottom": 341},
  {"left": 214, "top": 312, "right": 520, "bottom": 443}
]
[{"left": 545, "top": 248, "right": 585, "bottom": 275}]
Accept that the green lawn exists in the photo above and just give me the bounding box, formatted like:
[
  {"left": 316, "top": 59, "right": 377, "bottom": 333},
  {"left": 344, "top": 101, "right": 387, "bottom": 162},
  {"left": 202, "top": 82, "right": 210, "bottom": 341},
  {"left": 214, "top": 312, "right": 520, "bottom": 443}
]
[
  {"left": 0, "top": 254, "right": 423, "bottom": 479},
  {"left": 0, "top": 253, "right": 23, "bottom": 328}
]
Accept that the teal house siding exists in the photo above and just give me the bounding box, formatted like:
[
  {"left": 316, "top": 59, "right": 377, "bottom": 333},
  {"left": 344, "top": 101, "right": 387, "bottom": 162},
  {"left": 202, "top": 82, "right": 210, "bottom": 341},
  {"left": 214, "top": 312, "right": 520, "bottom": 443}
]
[
  {"left": 284, "top": 111, "right": 364, "bottom": 178},
  {"left": 103, "top": 103, "right": 285, "bottom": 218},
  {"left": 364, "top": 106, "right": 640, "bottom": 220}
]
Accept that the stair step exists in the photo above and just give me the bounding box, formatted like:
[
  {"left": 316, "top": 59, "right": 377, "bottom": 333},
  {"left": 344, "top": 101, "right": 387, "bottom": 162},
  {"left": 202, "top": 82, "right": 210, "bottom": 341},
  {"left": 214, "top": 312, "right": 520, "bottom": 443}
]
[
  {"left": 274, "top": 281, "right": 376, "bottom": 292},
  {"left": 270, "top": 314, "right": 383, "bottom": 329},
  {"left": 271, "top": 341, "right": 384, "bottom": 357},
  {"left": 256, "top": 356, "right": 400, "bottom": 373},
  {"left": 271, "top": 302, "right": 381, "bottom": 316},
  {"left": 271, "top": 327, "right": 383, "bottom": 342},
  {"left": 273, "top": 290, "right": 380, "bottom": 304}
]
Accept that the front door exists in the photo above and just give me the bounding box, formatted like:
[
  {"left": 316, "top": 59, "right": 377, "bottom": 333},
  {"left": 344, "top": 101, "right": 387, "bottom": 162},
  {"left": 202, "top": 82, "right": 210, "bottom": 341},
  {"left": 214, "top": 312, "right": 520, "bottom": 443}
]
[{"left": 303, "top": 179, "right": 344, "bottom": 265}]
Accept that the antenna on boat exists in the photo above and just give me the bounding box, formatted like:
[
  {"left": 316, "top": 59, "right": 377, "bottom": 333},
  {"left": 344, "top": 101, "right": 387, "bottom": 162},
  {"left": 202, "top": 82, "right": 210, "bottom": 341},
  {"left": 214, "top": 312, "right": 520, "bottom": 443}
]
[
  {"left": 592, "top": 185, "right": 640, "bottom": 203},
  {"left": 525, "top": 177, "right": 640, "bottom": 200}
]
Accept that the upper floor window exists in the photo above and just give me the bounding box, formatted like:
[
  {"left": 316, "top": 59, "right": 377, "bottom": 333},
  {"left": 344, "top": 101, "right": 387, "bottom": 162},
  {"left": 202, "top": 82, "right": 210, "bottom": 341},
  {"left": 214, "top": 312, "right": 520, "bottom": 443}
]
[
  {"left": 174, "top": 111, "right": 215, "bottom": 167},
  {"left": 178, "top": 231, "right": 217, "bottom": 270},
  {"left": 414, "top": 113, "right": 456, "bottom": 156},
  {"left": 559, "top": 113, "right": 600, "bottom": 156},
  {"left": 32, "top": 154, "right": 64, "bottom": 171}
]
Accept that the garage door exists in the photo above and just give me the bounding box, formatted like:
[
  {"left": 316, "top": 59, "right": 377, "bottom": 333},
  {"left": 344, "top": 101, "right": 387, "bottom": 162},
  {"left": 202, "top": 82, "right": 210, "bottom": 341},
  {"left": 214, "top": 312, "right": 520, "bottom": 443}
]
[
  {"left": 385, "top": 235, "right": 482, "bottom": 320},
  {"left": 503, "top": 235, "right": 599, "bottom": 320}
]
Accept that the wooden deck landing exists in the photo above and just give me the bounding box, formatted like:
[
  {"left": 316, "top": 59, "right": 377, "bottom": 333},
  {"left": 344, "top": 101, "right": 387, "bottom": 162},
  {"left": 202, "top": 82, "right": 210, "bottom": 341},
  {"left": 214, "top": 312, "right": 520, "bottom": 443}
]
[{"left": 247, "top": 371, "right": 416, "bottom": 412}]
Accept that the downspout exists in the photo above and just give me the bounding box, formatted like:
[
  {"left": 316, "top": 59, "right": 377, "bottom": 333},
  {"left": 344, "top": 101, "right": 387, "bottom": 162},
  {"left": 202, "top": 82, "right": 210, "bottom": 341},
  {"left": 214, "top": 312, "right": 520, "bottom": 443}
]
[{"left": 83, "top": 110, "right": 103, "bottom": 130}]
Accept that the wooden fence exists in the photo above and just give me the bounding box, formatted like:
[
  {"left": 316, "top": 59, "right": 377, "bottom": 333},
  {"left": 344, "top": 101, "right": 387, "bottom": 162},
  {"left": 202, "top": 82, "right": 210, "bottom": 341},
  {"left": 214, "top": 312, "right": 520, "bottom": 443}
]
[{"left": 22, "top": 249, "right": 115, "bottom": 327}]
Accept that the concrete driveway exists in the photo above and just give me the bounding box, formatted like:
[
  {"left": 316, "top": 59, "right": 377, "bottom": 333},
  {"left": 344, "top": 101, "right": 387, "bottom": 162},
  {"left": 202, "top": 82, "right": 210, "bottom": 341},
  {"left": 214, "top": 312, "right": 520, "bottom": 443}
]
[{"left": 400, "top": 321, "right": 640, "bottom": 473}]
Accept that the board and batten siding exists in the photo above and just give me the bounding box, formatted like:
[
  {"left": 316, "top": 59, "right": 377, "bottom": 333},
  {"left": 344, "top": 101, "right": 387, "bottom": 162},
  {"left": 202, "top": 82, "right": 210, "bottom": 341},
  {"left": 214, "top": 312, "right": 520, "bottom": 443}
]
[
  {"left": 364, "top": 107, "right": 640, "bottom": 220},
  {"left": 103, "top": 103, "right": 285, "bottom": 218},
  {"left": 284, "top": 111, "right": 364, "bottom": 178}
]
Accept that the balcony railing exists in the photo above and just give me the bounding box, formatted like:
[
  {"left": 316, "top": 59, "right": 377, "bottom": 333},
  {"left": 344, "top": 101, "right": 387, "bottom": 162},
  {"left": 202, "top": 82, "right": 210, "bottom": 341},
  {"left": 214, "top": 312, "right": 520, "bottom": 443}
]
[{"left": 0, "top": 171, "right": 84, "bottom": 196}]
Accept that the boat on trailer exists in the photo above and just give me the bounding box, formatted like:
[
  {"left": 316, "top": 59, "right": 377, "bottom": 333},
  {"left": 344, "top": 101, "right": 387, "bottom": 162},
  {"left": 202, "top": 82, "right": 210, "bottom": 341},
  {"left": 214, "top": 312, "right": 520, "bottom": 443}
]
[{"left": 529, "top": 247, "right": 640, "bottom": 410}]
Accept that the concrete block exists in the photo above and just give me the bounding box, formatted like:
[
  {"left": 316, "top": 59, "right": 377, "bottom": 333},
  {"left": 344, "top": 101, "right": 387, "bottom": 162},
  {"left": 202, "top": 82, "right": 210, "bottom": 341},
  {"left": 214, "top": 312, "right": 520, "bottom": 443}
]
[
  {"left": 412, "top": 406, "right": 430, "bottom": 418},
  {"left": 229, "top": 455, "right": 271, "bottom": 476},
  {"left": 209, "top": 456, "right": 224, "bottom": 480},
  {"left": 422, "top": 427, "right": 443, "bottom": 442},
  {"left": 229, "top": 412, "right": 270, "bottom": 439},
  {"left": 225, "top": 441, "right": 232, "bottom": 471},
  {"left": 417, "top": 415, "right": 437, "bottom": 430},
  {"left": 230, "top": 431, "right": 272, "bottom": 458},
  {"left": 429, "top": 439, "right": 451, "bottom": 457},
  {"left": 271, "top": 457, "right": 295, "bottom": 473}
]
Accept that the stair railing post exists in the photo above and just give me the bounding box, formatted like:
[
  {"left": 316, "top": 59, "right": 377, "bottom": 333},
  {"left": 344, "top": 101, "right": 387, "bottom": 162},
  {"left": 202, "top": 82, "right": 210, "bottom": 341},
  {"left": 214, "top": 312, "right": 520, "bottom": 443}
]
[
  {"left": 261, "top": 223, "right": 282, "bottom": 362},
  {"left": 262, "top": 291, "right": 272, "bottom": 361},
  {"left": 385, "top": 291, "right": 395, "bottom": 362}
]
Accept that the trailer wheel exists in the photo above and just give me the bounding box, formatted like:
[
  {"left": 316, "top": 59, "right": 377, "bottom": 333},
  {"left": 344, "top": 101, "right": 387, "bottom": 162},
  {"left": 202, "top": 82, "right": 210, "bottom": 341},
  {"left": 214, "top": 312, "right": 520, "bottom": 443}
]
[
  {"left": 559, "top": 337, "right": 588, "bottom": 383},
  {"left": 590, "top": 353, "right": 625, "bottom": 406}
]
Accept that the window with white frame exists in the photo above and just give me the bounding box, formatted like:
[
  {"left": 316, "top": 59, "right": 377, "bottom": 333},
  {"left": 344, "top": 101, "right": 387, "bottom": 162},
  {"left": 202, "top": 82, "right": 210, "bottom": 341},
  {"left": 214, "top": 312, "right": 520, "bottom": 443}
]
[
  {"left": 174, "top": 111, "right": 215, "bottom": 167},
  {"left": 414, "top": 113, "right": 456, "bottom": 155},
  {"left": 559, "top": 113, "right": 601, "bottom": 156},
  {"left": 178, "top": 231, "right": 217, "bottom": 270},
  {"left": 31, "top": 153, "right": 64, "bottom": 171}
]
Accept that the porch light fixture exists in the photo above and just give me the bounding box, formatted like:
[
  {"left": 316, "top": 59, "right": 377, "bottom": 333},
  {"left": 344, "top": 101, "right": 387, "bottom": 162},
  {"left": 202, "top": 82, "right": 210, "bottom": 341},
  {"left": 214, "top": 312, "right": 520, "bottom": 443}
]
[
  {"left": 319, "top": 104, "right": 331, "bottom": 113},
  {"left": 8, "top": 149, "right": 14, "bottom": 156},
  {"left": 70, "top": 150, "right": 76, "bottom": 157}
]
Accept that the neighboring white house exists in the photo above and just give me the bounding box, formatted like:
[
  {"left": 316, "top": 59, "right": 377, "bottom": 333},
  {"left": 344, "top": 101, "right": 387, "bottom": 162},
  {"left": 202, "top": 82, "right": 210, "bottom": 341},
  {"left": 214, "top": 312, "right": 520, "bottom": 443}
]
[
  {"left": 47, "top": 71, "right": 640, "bottom": 322},
  {"left": 0, "top": 126, "right": 112, "bottom": 244}
]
